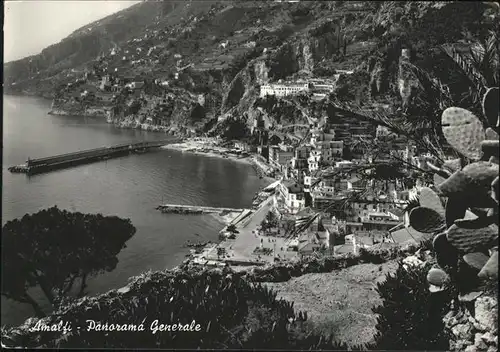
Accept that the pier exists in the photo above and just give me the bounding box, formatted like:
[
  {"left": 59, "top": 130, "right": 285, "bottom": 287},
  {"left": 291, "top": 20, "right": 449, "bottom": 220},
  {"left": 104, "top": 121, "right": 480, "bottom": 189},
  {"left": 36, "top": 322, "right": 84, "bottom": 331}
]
[
  {"left": 8, "top": 139, "right": 180, "bottom": 175},
  {"left": 156, "top": 204, "right": 247, "bottom": 215}
]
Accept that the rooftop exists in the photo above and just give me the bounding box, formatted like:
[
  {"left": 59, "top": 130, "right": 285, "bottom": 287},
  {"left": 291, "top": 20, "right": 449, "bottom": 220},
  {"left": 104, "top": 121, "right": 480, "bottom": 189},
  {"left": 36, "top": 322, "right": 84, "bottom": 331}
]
[
  {"left": 390, "top": 226, "right": 431, "bottom": 245},
  {"left": 281, "top": 180, "right": 302, "bottom": 193},
  {"left": 388, "top": 208, "right": 405, "bottom": 218}
]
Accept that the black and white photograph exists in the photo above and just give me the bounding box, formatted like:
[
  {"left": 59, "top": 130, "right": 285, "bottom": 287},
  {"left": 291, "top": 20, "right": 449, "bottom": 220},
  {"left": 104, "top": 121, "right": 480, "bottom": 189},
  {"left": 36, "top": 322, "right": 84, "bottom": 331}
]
[{"left": 2, "top": 0, "right": 499, "bottom": 350}]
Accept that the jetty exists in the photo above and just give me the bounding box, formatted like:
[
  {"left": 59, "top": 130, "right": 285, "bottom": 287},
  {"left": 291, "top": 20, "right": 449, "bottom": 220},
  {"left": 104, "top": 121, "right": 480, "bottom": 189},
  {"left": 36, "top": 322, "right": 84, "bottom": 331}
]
[
  {"left": 156, "top": 204, "right": 247, "bottom": 215},
  {"left": 8, "top": 139, "right": 180, "bottom": 175}
]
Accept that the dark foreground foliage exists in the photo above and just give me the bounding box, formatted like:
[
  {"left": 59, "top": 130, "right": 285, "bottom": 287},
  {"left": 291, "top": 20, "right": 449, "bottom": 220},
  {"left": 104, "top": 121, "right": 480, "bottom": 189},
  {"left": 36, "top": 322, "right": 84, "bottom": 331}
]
[
  {"left": 1, "top": 268, "right": 365, "bottom": 350},
  {"left": 371, "top": 261, "right": 454, "bottom": 350}
]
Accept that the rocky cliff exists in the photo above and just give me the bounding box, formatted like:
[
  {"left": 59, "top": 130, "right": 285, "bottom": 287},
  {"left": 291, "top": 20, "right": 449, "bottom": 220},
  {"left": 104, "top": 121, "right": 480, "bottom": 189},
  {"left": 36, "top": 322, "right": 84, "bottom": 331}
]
[{"left": 4, "top": 1, "right": 496, "bottom": 137}]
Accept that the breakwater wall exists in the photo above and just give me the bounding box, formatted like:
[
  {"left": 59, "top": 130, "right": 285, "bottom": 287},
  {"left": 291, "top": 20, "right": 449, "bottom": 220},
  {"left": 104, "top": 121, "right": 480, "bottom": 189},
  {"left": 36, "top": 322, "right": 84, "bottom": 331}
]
[
  {"left": 157, "top": 204, "right": 246, "bottom": 215},
  {"left": 8, "top": 139, "right": 180, "bottom": 175}
]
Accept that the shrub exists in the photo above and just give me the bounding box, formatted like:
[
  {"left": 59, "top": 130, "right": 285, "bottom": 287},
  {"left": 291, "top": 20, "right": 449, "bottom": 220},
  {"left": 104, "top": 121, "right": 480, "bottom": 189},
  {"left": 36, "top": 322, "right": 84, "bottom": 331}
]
[
  {"left": 244, "top": 244, "right": 420, "bottom": 283},
  {"left": 1, "top": 268, "right": 357, "bottom": 349},
  {"left": 371, "top": 261, "right": 454, "bottom": 350}
]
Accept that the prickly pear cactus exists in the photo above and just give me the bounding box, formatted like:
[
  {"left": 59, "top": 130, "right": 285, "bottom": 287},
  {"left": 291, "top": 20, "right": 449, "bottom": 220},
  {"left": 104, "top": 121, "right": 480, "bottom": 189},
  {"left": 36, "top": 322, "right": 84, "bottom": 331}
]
[
  {"left": 483, "top": 87, "right": 499, "bottom": 129},
  {"left": 410, "top": 88, "right": 500, "bottom": 299},
  {"left": 427, "top": 267, "right": 451, "bottom": 287},
  {"left": 441, "top": 107, "right": 486, "bottom": 160}
]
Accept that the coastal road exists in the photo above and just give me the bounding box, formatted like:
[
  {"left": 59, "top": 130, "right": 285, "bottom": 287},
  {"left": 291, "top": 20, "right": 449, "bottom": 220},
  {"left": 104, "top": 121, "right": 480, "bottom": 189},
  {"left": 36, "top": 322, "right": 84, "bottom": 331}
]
[
  {"left": 208, "top": 194, "right": 297, "bottom": 264},
  {"left": 229, "top": 195, "right": 274, "bottom": 259},
  {"left": 205, "top": 195, "right": 274, "bottom": 263}
]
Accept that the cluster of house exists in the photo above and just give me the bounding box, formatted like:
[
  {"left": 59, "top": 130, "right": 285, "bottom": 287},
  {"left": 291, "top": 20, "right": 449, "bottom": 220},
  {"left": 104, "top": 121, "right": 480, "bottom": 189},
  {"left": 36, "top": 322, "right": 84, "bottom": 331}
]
[
  {"left": 245, "top": 115, "right": 436, "bottom": 256},
  {"left": 270, "top": 172, "right": 428, "bottom": 256}
]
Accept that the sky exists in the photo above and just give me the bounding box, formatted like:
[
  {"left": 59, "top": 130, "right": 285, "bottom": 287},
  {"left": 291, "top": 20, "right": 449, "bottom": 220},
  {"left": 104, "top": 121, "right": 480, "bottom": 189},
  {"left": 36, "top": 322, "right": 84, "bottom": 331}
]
[{"left": 4, "top": 1, "right": 140, "bottom": 63}]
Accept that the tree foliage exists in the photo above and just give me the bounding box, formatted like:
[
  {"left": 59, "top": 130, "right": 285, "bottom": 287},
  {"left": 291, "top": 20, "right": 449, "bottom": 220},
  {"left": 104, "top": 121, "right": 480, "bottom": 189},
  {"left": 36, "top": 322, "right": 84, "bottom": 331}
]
[
  {"left": 1, "top": 207, "right": 135, "bottom": 317},
  {"left": 226, "top": 224, "right": 238, "bottom": 234},
  {"left": 260, "top": 210, "right": 279, "bottom": 232}
]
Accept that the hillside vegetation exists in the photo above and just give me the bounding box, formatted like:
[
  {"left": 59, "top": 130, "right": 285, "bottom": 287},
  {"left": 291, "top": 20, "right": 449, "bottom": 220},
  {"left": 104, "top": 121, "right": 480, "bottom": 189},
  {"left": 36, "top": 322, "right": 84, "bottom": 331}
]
[{"left": 5, "top": 1, "right": 496, "bottom": 136}]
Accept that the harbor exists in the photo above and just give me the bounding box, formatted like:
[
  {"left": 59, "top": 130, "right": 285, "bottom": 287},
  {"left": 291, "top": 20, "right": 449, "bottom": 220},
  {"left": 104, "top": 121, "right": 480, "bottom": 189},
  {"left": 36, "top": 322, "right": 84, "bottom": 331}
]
[
  {"left": 8, "top": 139, "right": 181, "bottom": 175},
  {"left": 188, "top": 193, "right": 282, "bottom": 267},
  {"left": 168, "top": 182, "right": 291, "bottom": 268}
]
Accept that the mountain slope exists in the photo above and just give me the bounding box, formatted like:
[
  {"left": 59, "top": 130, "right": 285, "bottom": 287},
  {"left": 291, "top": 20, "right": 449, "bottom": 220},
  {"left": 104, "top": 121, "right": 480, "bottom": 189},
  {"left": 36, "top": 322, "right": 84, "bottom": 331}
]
[{"left": 4, "top": 1, "right": 496, "bottom": 136}]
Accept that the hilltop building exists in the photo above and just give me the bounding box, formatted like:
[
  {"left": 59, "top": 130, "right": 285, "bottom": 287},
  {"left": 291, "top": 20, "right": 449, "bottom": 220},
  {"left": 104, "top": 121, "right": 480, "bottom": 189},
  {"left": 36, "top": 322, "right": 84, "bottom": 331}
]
[{"left": 260, "top": 82, "right": 311, "bottom": 98}]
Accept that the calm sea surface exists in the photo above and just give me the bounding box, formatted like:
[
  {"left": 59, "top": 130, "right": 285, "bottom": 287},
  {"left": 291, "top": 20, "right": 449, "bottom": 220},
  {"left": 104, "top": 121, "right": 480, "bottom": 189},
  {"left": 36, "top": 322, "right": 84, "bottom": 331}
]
[{"left": 2, "top": 95, "right": 267, "bottom": 326}]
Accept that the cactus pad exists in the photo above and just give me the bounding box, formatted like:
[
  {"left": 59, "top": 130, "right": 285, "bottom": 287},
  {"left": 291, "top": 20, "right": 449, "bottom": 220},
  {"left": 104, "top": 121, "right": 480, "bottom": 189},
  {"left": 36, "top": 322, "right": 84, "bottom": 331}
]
[
  {"left": 442, "top": 158, "right": 462, "bottom": 174},
  {"left": 439, "top": 163, "right": 499, "bottom": 207},
  {"left": 493, "top": 176, "right": 499, "bottom": 202},
  {"left": 433, "top": 232, "right": 459, "bottom": 268},
  {"left": 454, "top": 215, "right": 496, "bottom": 229},
  {"left": 434, "top": 173, "right": 447, "bottom": 186},
  {"left": 444, "top": 197, "right": 467, "bottom": 228},
  {"left": 409, "top": 206, "right": 446, "bottom": 233},
  {"left": 481, "top": 140, "right": 500, "bottom": 158},
  {"left": 446, "top": 223, "right": 499, "bottom": 253},
  {"left": 441, "top": 107, "right": 486, "bottom": 160},
  {"left": 427, "top": 267, "right": 450, "bottom": 286},
  {"left": 485, "top": 127, "right": 499, "bottom": 140},
  {"left": 458, "top": 291, "right": 483, "bottom": 302},
  {"left": 482, "top": 87, "right": 499, "bottom": 128},
  {"left": 461, "top": 161, "right": 499, "bottom": 189},
  {"left": 463, "top": 252, "right": 490, "bottom": 270},
  {"left": 478, "top": 251, "right": 498, "bottom": 279},
  {"left": 418, "top": 187, "right": 445, "bottom": 216},
  {"left": 438, "top": 170, "right": 471, "bottom": 197},
  {"left": 429, "top": 284, "right": 446, "bottom": 293}
]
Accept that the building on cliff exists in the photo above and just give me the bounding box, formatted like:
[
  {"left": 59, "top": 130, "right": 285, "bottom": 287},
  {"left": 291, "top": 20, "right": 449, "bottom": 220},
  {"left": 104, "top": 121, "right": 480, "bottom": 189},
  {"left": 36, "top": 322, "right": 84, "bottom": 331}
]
[{"left": 260, "top": 82, "right": 311, "bottom": 98}]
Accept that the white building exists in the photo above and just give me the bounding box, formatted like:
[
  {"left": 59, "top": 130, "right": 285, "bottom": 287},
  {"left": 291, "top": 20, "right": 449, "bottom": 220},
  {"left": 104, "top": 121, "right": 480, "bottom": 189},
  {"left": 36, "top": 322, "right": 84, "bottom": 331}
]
[
  {"left": 308, "top": 151, "right": 321, "bottom": 172},
  {"left": 277, "top": 180, "right": 306, "bottom": 214},
  {"left": 260, "top": 82, "right": 311, "bottom": 98},
  {"left": 303, "top": 175, "right": 320, "bottom": 193}
]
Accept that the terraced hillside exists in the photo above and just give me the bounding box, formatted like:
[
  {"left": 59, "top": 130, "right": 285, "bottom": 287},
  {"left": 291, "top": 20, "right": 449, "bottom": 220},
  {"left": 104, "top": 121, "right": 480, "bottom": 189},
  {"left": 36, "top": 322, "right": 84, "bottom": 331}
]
[{"left": 4, "top": 1, "right": 496, "bottom": 136}]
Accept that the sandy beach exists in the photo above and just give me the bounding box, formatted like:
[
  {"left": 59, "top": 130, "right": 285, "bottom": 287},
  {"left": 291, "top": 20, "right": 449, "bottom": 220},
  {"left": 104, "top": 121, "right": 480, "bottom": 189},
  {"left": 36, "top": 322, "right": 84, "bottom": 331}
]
[
  {"left": 161, "top": 138, "right": 254, "bottom": 165},
  {"left": 162, "top": 138, "right": 278, "bottom": 185}
]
